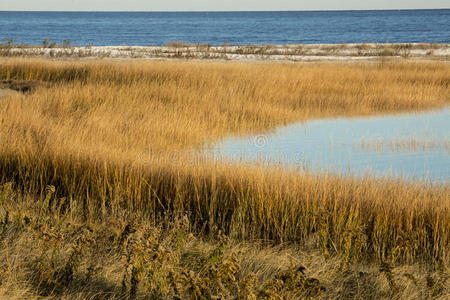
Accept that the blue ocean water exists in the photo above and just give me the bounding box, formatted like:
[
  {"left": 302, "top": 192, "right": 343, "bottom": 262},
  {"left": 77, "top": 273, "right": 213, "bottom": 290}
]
[{"left": 0, "top": 10, "right": 449, "bottom": 46}]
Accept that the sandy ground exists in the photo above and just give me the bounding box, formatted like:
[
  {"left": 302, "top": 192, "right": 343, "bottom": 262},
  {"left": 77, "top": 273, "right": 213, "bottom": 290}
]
[
  {"left": 1, "top": 43, "right": 449, "bottom": 62},
  {"left": 0, "top": 88, "right": 20, "bottom": 98}
]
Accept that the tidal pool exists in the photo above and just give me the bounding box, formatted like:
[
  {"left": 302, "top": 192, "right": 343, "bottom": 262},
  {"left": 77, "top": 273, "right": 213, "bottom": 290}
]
[{"left": 209, "top": 108, "right": 450, "bottom": 182}]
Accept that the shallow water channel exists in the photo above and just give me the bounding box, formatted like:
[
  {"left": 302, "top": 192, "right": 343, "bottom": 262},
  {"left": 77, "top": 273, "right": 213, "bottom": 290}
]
[{"left": 209, "top": 108, "right": 450, "bottom": 182}]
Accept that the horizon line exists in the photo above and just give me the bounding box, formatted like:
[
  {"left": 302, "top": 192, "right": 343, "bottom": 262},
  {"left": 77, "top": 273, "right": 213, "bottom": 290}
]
[{"left": 0, "top": 8, "right": 449, "bottom": 13}]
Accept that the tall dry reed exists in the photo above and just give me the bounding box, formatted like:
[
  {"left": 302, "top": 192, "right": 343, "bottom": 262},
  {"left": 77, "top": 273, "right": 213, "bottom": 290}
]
[{"left": 0, "top": 59, "right": 448, "bottom": 264}]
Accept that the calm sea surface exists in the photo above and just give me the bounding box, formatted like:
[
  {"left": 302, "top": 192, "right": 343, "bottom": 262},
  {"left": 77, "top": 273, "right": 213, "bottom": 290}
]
[{"left": 0, "top": 10, "right": 449, "bottom": 46}]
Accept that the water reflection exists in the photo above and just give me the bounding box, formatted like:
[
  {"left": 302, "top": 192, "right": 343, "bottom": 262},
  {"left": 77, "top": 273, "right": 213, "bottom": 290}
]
[{"left": 210, "top": 108, "right": 450, "bottom": 182}]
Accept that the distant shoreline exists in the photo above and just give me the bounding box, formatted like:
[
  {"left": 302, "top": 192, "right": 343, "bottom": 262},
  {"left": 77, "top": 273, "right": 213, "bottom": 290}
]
[
  {"left": 1, "top": 8, "right": 449, "bottom": 13},
  {"left": 1, "top": 43, "right": 449, "bottom": 62}
]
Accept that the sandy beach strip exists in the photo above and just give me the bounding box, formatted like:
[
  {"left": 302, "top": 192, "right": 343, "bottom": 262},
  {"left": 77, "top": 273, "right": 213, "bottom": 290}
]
[{"left": 1, "top": 43, "right": 449, "bottom": 62}]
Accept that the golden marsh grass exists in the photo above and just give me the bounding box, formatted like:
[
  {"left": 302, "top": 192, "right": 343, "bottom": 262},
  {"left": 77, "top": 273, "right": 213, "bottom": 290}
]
[
  {"left": 2, "top": 190, "right": 448, "bottom": 299},
  {"left": 0, "top": 58, "right": 449, "bottom": 270}
]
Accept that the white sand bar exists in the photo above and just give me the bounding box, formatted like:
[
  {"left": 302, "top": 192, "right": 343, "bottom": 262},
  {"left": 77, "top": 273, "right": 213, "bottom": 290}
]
[{"left": 1, "top": 43, "right": 449, "bottom": 62}]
